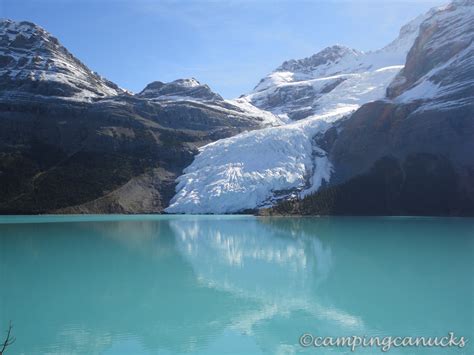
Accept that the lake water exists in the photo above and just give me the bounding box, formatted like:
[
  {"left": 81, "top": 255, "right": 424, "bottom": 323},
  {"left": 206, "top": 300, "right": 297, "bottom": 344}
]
[{"left": 0, "top": 215, "right": 472, "bottom": 354}]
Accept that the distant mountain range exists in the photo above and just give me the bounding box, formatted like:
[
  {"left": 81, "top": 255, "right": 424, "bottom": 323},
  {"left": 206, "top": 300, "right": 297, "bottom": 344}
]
[{"left": 1, "top": 0, "right": 473, "bottom": 215}]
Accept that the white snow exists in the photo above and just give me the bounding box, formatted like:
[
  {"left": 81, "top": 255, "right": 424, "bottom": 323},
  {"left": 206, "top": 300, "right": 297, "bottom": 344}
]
[
  {"left": 396, "top": 79, "right": 440, "bottom": 102},
  {"left": 224, "top": 98, "right": 287, "bottom": 126},
  {"left": 176, "top": 78, "right": 200, "bottom": 88}
]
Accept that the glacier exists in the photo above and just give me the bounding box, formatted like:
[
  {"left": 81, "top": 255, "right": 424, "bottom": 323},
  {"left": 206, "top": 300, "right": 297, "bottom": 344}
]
[
  {"left": 165, "top": 66, "right": 403, "bottom": 214},
  {"left": 165, "top": 8, "right": 435, "bottom": 214}
]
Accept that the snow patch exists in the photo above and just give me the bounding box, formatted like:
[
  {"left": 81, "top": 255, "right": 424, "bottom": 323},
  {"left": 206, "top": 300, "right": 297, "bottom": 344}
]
[{"left": 396, "top": 79, "right": 440, "bottom": 102}]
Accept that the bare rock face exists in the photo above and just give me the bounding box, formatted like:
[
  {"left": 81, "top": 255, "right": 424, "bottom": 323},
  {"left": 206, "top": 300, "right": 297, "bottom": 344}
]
[
  {"left": 55, "top": 168, "right": 175, "bottom": 214},
  {"left": 329, "top": 101, "right": 474, "bottom": 183},
  {"left": 387, "top": 0, "right": 474, "bottom": 102}
]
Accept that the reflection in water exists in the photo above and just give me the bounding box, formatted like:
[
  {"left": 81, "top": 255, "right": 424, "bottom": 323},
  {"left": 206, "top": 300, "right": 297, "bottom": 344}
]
[
  {"left": 0, "top": 216, "right": 473, "bottom": 354},
  {"left": 170, "top": 218, "right": 363, "bottom": 339}
]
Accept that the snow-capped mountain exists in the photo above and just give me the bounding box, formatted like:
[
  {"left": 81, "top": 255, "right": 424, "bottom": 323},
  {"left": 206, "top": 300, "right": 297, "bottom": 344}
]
[
  {"left": 242, "top": 12, "right": 426, "bottom": 121},
  {"left": 166, "top": 0, "right": 474, "bottom": 214},
  {"left": 0, "top": 20, "right": 281, "bottom": 214},
  {"left": 166, "top": 68, "right": 401, "bottom": 213},
  {"left": 0, "top": 20, "right": 125, "bottom": 101}
]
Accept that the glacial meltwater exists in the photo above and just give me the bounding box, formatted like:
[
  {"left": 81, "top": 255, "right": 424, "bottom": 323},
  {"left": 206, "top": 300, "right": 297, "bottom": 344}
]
[{"left": 0, "top": 215, "right": 472, "bottom": 354}]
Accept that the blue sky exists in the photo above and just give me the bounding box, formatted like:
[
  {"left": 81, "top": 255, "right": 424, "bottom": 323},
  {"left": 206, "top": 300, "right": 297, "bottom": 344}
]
[{"left": 1, "top": 0, "right": 446, "bottom": 98}]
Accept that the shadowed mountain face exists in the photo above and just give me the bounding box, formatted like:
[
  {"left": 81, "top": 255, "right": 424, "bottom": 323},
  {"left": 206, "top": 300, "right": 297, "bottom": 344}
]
[
  {"left": 267, "top": 0, "right": 474, "bottom": 216},
  {"left": 0, "top": 20, "right": 278, "bottom": 214}
]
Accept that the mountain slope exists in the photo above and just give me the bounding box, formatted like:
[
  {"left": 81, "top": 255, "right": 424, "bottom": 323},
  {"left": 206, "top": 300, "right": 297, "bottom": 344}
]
[{"left": 165, "top": 11, "right": 428, "bottom": 214}]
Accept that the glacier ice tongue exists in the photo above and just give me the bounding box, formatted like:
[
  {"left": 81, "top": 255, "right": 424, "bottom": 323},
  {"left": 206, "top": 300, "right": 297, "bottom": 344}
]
[{"left": 165, "top": 109, "right": 345, "bottom": 214}]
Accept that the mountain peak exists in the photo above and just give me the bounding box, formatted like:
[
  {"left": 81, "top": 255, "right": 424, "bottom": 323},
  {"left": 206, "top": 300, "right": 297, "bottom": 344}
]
[
  {"left": 0, "top": 19, "right": 60, "bottom": 53},
  {"left": 138, "top": 78, "right": 223, "bottom": 101},
  {"left": 1, "top": 19, "right": 45, "bottom": 36},
  {"left": 276, "top": 44, "right": 362, "bottom": 73},
  {"left": 0, "top": 19, "right": 123, "bottom": 101},
  {"left": 172, "top": 78, "right": 201, "bottom": 88}
]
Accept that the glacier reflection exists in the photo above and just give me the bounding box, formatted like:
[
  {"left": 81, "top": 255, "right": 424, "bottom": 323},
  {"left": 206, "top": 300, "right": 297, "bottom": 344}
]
[{"left": 170, "top": 217, "right": 364, "bottom": 338}]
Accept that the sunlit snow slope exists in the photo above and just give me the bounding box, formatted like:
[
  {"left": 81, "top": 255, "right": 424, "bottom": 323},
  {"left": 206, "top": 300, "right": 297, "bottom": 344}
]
[{"left": 165, "top": 9, "right": 432, "bottom": 214}]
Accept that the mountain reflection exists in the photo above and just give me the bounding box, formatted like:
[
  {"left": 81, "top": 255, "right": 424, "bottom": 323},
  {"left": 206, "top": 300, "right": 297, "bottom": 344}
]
[{"left": 0, "top": 216, "right": 472, "bottom": 354}]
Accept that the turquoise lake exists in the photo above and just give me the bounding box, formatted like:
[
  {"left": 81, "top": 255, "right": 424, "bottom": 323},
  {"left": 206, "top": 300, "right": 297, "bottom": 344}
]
[{"left": 0, "top": 215, "right": 473, "bottom": 354}]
